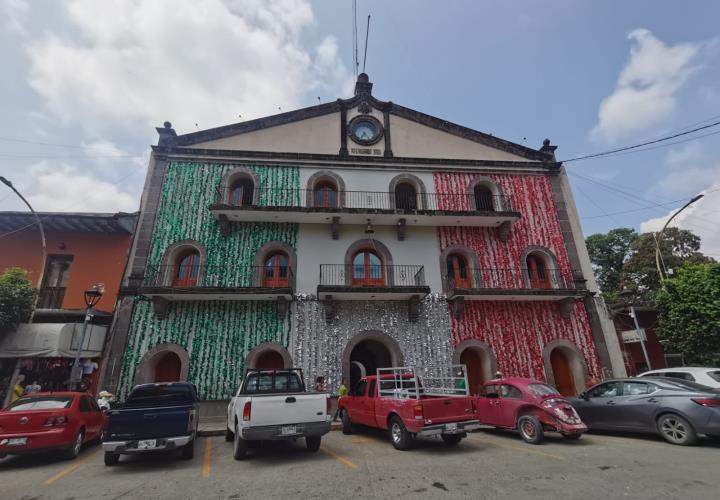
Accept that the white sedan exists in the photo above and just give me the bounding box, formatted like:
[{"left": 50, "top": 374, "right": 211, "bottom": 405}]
[{"left": 638, "top": 367, "right": 720, "bottom": 389}]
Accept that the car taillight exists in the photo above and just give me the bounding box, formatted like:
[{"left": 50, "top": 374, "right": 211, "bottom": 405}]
[
  {"left": 187, "top": 408, "right": 197, "bottom": 432},
  {"left": 413, "top": 403, "right": 424, "bottom": 421},
  {"left": 243, "top": 401, "right": 252, "bottom": 421},
  {"left": 692, "top": 398, "right": 720, "bottom": 407},
  {"left": 43, "top": 415, "right": 68, "bottom": 427},
  {"left": 326, "top": 397, "right": 332, "bottom": 415}
]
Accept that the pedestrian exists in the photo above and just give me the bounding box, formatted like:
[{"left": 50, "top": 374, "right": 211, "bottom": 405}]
[
  {"left": 97, "top": 390, "right": 114, "bottom": 410},
  {"left": 493, "top": 370, "right": 503, "bottom": 380},
  {"left": 11, "top": 374, "right": 26, "bottom": 403},
  {"left": 25, "top": 380, "right": 42, "bottom": 394},
  {"left": 314, "top": 376, "right": 325, "bottom": 392},
  {"left": 454, "top": 368, "right": 466, "bottom": 393},
  {"left": 332, "top": 378, "right": 349, "bottom": 421}
]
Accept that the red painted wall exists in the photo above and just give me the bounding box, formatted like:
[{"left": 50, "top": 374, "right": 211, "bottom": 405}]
[
  {"left": 434, "top": 171, "right": 602, "bottom": 382},
  {"left": 0, "top": 228, "right": 131, "bottom": 313}
]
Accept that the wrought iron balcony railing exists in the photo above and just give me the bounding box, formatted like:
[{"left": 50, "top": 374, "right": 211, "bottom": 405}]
[
  {"left": 319, "top": 264, "right": 426, "bottom": 288},
  {"left": 143, "top": 265, "right": 294, "bottom": 289},
  {"left": 446, "top": 268, "right": 575, "bottom": 291},
  {"left": 213, "top": 186, "right": 514, "bottom": 212},
  {"left": 37, "top": 286, "right": 66, "bottom": 309}
]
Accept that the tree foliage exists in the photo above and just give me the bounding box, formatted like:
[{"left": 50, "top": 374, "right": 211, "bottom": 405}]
[
  {"left": 586, "top": 228, "right": 637, "bottom": 303},
  {"left": 655, "top": 262, "right": 720, "bottom": 366},
  {"left": 0, "top": 268, "right": 36, "bottom": 334}
]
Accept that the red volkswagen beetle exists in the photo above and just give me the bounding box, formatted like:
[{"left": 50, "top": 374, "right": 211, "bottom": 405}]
[
  {"left": 0, "top": 392, "right": 107, "bottom": 460},
  {"left": 475, "top": 378, "right": 587, "bottom": 444}
]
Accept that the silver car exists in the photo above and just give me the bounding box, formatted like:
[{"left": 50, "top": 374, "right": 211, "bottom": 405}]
[{"left": 568, "top": 377, "right": 720, "bottom": 445}]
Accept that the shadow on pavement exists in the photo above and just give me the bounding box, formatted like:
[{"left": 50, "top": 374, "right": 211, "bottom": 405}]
[
  {"left": 474, "top": 428, "right": 594, "bottom": 446},
  {"left": 0, "top": 442, "right": 101, "bottom": 471},
  {"left": 586, "top": 429, "right": 720, "bottom": 448}
]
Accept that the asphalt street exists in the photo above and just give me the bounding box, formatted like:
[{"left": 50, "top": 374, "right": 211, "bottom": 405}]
[{"left": 1, "top": 428, "right": 718, "bottom": 500}]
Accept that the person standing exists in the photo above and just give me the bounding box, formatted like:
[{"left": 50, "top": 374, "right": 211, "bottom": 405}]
[
  {"left": 333, "top": 378, "right": 349, "bottom": 421},
  {"left": 25, "top": 380, "right": 42, "bottom": 394},
  {"left": 11, "top": 374, "right": 26, "bottom": 403},
  {"left": 314, "top": 376, "right": 325, "bottom": 392}
]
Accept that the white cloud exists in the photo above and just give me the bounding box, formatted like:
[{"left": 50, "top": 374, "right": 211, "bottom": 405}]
[
  {"left": 2, "top": 0, "right": 29, "bottom": 35},
  {"left": 26, "top": 163, "right": 138, "bottom": 213},
  {"left": 24, "top": 0, "right": 352, "bottom": 135},
  {"left": 591, "top": 29, "right": 703, "bottom": 143}
]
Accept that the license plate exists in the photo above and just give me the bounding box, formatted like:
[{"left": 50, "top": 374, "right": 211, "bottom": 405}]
[
  {"left": 137, "top": 439, "right": 156, "bottom": 449},
  {"left": 444, "top": 423, "right": 458, "bottom": 433},
  {"left": 7, "top": 437, "right": 27, "bottom": 446},
  {"left": 281, "top": 425, "right": 297, "bottom": 435}
]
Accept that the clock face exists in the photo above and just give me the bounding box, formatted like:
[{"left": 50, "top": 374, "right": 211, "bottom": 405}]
[{"left": 349, "top": 117, "right": 382, "bottom": 145}]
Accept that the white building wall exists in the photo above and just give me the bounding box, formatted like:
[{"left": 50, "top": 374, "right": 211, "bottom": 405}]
[{"left": 299, "top": 166, "right": 436, "bottom": 200}]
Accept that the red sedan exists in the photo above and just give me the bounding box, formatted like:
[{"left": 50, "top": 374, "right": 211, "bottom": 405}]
[
  {"left": 0, "top": 392, "right": 106, "bottom": 460},
  {"left": 475, "top": 378, "right": 587, "bottom": 444}
]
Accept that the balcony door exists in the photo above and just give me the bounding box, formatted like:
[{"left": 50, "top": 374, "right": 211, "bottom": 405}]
[
  {"left": 313, "top": 181, "right": 338, "bottom": 208},
  {"left": 447, "top": 254, "right": 471, "bottom": 289},
  {"left": 526, "top": 254, "right": 551, "bottom": 289},
  {"left": 352, "top": 250, "right": 385, "bottom": 286},
  {"left": 173, "top": 251, "right": 200, "bottom": 287},
  {"left": 263, "top": 252, "right": 289, "bottom": 287},
  {"left": 230, "top": 178, "right": 254, "bottom": 206},
  {"left": 474, "top": 185, "right": 495, "bottom": 211},
  {"left": 395, "top": 183, "right": 417, "bottom": 210},
  {"left": 39, "top": 255, "right": 73, "bottom": 308}
]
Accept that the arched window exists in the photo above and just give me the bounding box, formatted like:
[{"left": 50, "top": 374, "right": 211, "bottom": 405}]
[
  {"left": 173, "top": 251, "right": 200, "bottom": 287},
  {"left": 352, "top": 249, "right": 384, "bottom": 286},
  {"left": 313, "top": 181, "right": 338, "bottom": 208},
  {"left": 474, "top": 184, "right": 495, "bottom": 211},
  {"left": 263, "top": 252, "right": 289, "bottom": 287},
  {"left": 230, "top": 178, "right": 254, "bottom": 206},
  {"left": 526, "top": 253, "right": 551, "bottom": 289},
  {"left": 395, "top": 183, "right": 417, "bottom": 210},
  {"left": 447, "top": 253, "right": 471, "bottom": 289}
]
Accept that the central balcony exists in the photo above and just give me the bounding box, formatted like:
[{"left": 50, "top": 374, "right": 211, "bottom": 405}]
[
  {"left": 208, "top": 187, "right": 520, "bottom": 234},
  {"left": 317, "top": 264, "right": 430, "bottom": 300}
]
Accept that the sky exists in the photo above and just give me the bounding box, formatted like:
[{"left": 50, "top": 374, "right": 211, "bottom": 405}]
[{"left": 1, "top": 0, "right": 719, "bottom": 258}]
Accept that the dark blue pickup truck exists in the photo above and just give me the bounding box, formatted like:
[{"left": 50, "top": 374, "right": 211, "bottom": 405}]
[{"left": 102, "top": 382, "right": 199, "bottom": 466}]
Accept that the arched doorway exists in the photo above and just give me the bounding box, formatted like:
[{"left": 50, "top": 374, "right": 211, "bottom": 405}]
[
  {"left": 229, "top": 177, "right": 254, "bottom": 206},
  {"left": 349, "top": 339, "right": 393, "bottom": 387},
  {"left": 313, "top": 181, "right": 338, "bottom": 208},
  {"left": 460, "top": 349, "right": 485, "bottom": 395},
  {"left": 154, "top": 352, "right": 181, "bottom": 383},
  {"left": 395, "top": 183, "right": 417, "bottom": 210},
  {"left": 526, "top": 252, "right": 552, "bottom": 289},
  {"left": 255, "top": 350, "right": 285, "bottom": 370},
  {"left": 551, "top": 349, "right": 575, "bottom": 396},
  {"left": 474, "top": 184, "right": 495, "bottom": 211}
]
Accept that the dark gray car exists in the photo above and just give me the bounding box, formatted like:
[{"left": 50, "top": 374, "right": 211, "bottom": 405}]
[{"left": 568, "top": 377, "right": 720, "bottom": 445}]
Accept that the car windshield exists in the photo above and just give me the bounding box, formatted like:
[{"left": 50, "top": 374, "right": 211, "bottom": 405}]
[
  {"left": 707, "top": 371, "right": 720, "bottom": 383},
  {"left": 659, "top": 378, "right": 716, "bottom": 393},
  {"left": 242, "top": 371, "right": 304, "bottom": 394},
  {"left": 127, "top": 385, "right": 195, "bottom": 404},
  {"left": 528, "top": 383, "right": 560, "bottom": 397},
  {"left": 6, "top": 396, "right": 73, "bottom": 411}
]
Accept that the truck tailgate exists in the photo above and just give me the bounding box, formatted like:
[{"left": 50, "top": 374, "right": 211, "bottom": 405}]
[
  {"left": 107, "top": 405, "right": 192, "bottom": 440},
  {"left": 421, "top": 396, "right": 475, "bottom": 424},
  {"left": 249, "top": 393, "right": 327, "bottom": 426}
]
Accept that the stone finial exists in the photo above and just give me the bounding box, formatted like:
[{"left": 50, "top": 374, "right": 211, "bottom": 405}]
[
  {"left": 539, "top": 138, "right": 558, "bottom": 160},
  {"left": 156, "top": 121, "right": 177, "bottom": 146},
  {"left": 354, "top": 73, "right": 373, "bottom": 97}
]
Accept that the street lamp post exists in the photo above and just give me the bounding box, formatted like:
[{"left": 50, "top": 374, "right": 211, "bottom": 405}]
[
  {"left": 619, "top": 289, "right": 652, "bottom": 372},
  {"left": 654, "top": 194, "right": 704, "bottom": 281},
  {"left": 70, "top": 285, "right": 104, "bottom": 391}
]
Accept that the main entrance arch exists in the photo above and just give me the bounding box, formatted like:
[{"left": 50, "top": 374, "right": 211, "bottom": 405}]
[
  {"left": 342, "top": 331, "right": 404, "bottom": 388},
  {"left": 154, "top": 352, "right": 181, "bottom": 382},
  {"left": 135, "top": 343, "right": 190, "bottom": 386},
  {"left": 542, "top": 340, "right": 588, "bottom": 396},
  {"left": 551, "top": 349, "right": 575, "bottom": 396},
  {"left": 453, "top": 340, "right": 497, "bottom": 395}
]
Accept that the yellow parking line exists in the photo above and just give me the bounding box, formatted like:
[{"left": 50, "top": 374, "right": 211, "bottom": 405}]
[
  {"left": 476, "top": 437, "right": 566, "bottom": 461},
  {"left": 321, "top": 446, "right": 358, "bottom": 469},
  {"left": 43, "top": 449, "right": 102, "bottom": 485},
  {"left": 351, "top": 437, "right": 373, "bottom": 444},
  {"left": 202, "top": 437, "right": 212, "bottom": 478}
]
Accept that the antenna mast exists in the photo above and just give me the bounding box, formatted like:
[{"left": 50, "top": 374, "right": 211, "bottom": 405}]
[
  {"left": 362, "top": 14, "right": 371, "bottom": 73},
  {"left": 352, "top": 0, "right": 359, "bottom": 77}
]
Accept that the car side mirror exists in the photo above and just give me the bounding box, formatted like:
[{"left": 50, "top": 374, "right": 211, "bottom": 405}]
[{"left": 580, "top": 392, "right": 589, "bottom": 401}]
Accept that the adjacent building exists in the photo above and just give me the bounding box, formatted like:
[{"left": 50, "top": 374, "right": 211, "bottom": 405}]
[{"left": 104, "top": 74, "right": 625, "bottom": 410}]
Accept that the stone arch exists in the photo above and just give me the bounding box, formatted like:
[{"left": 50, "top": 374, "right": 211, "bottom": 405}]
[
  {"left": 305, "top": 170, "right": 346, "bottom": 207},
  {"left": 344, "top": 238, "right": 394, "bottom": 286},
  {"left": 252, "top": 240, "right": 297, "bottom": 288},
  {"left": 439, "top": 244, "right": 481, "bottom": 291},
  {"left": 159, "top": 240, "right": 208, "bottom": 286},
  {"left": 341, "top": 330, "right": 404, "bottom": 385},
  {"left": 521, "top": 245, "right": 562, "bottom": 289},
  {"left": 542, "top": 339, "right": 588, "bottom": 395},
  {"left": 219, "top": 166, "right": 261, "bottom": 205},
  {"left": 135, "top": 343, "right": 190, "bottom": 385},
  {"left": 468, "top": 176, "right": 506, "bottom": 211},
  {"left": 389, "top": 173, "right": 428, "bottom": 209},
  {"left": 244, "top": 342, "right": 293, "bottom": 371}
]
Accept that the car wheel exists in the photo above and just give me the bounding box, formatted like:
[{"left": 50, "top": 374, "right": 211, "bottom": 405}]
[
  {"left": 388, "top": 417, "right": 413, "bottom": 451},
  {"left": 341, "top": 410, "right": 355, "bottom": 435},
  {"left": 225, "top": 426, "right": 234, "bottom": 442},
  {"left": 441, "top": 434, "right": 463, "bottom": 445},
  {"left": 233, "top": 423, "right": 249, "bottom": 460},
  {"left": 657, "top": 414, "right": 697, "bottom": 446},
  {"left": 306, "top": 435, "right": 321, "bottom": 452},
  {"left": 561, "top": 432, "right": 582, "bottom": 440},
  {"left": 104, "top": 452, "right": 120, "bottom": 466},
  {"left": 64, "top": 430, "right": 84, "bottom": 460},
  {"left": 180, "top": 439, "right": 195, "bottom": 460},
  {"left": 518, "top": 415, "right": 544, "bottom": 445}
]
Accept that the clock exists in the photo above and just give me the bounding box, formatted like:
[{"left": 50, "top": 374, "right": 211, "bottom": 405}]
[{"left": 348, "top": 115, "right": 383, "bottom": 145}]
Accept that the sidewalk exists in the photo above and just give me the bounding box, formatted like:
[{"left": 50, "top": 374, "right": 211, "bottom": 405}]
[{"left": 198, "top": 416, "right": 342, "bottom": 436}]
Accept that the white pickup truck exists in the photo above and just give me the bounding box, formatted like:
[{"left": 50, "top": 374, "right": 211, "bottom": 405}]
[{"left": 226, "top": 368, "right": 331, "bottom": 460}]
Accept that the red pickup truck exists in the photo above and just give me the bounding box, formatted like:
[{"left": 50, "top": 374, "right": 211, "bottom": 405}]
[{"left": 338, "top": 366, "right": 480, "bottom": 450}]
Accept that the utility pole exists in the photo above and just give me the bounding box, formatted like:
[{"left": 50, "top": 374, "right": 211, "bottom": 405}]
[{"left": 629, "top": 305, "right": 652, "bottom": 371}]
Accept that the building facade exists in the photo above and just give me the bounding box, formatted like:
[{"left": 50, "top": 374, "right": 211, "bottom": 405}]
[{"left": 105, "top": 75, "right": 625, "bottom": 406}]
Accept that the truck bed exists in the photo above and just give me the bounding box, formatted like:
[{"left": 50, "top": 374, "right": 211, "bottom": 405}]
[{"left": 106, "top": 403, "right": 193, "bottom": 441}]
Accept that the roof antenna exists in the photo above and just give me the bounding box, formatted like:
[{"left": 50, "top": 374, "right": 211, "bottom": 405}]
[
  {"left": 362, "top": 14, "right": 371, "bottom": 73},
  {"left": 352, "top": 0, "right": 359, "bottom": 77}
]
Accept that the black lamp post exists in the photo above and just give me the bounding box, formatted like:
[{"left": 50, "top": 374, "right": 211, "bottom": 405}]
[
  {"left": 70, "top": 284, "right": 104, "bottom": 390},
  {"left": 619, "top": 289, "right": 651, "bottom": 371}
]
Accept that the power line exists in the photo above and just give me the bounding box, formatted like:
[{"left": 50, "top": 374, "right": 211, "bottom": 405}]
[
  {"left": 0, "top": 153, "right": 145, "bottom": 159},
  {"left": 0, "top": 136, "right": 138, "bottom": 153}
]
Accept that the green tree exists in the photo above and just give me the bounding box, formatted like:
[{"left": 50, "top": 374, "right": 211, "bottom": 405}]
[
  {"left": 0, "top": 268, "right": 36, "bottom": 334},
  {"left": 655, "top": 262, "right": 720, "bottom": 366},
  {"left": 586, "top": 228, "right": 638, "bottom": 302}
]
